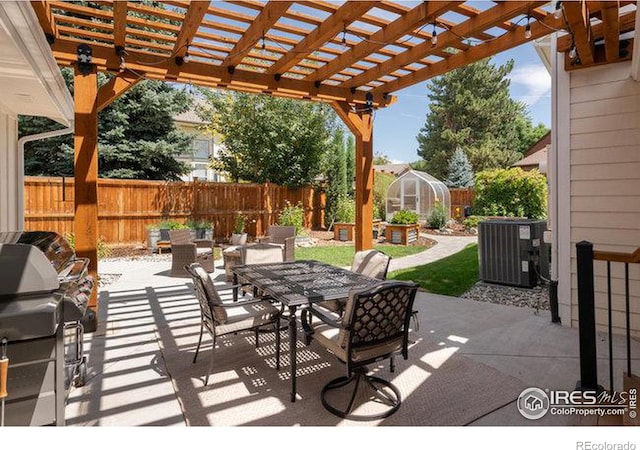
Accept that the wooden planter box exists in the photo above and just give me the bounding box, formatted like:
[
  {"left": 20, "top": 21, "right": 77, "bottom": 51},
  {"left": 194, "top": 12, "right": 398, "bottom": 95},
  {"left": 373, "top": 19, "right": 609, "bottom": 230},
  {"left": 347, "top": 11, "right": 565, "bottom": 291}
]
[
  {"left": 333, "top": 223, "right": 355, "bottom": 241},
  {"left": 385, "top": 224, "right": 420, "bottom": 245}
]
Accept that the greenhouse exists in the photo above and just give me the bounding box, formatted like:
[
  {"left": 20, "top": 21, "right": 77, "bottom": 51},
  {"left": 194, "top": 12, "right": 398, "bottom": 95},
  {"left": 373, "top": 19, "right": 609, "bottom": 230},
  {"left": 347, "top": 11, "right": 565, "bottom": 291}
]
[{"left": 386, "top": 170, "right": 450, "bottom": 221}]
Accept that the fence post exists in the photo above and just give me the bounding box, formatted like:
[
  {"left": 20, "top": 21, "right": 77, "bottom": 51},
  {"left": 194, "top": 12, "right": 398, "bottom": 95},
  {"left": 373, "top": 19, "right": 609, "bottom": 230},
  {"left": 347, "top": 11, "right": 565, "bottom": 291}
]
[{"left": 575, "top": 240, "right": 600, "bottom": 391}]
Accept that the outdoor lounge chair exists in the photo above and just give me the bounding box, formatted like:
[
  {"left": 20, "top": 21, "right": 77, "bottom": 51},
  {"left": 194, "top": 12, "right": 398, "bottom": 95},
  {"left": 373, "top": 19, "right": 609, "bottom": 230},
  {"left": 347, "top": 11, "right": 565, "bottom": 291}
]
[
  {"left": 184, "top": 263, "right": 281, "bottom": 386},
  {"left": 303, "top": 280, "right": 418, "bottom": 420},
  {"left": 169, "top": 229, "right": 214, "bottom": 276},
  {"left": 258, "top": 225, "right": 296, "bottom": 262}
]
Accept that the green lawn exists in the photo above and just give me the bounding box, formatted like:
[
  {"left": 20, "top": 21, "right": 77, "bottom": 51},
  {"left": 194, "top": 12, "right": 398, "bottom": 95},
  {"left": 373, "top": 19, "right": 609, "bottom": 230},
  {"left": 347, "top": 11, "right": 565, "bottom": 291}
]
[
  {"left": 295, "top": 244, "right": 428, "bottom": 267},
  {"left": 389, "top": 244, "right": 479, "bottom": 297}
]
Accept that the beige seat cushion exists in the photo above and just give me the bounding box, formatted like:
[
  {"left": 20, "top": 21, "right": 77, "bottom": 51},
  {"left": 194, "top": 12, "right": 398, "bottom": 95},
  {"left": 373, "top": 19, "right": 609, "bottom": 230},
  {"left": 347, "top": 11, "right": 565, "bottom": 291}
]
[
  {"left": 217, "top": 300, "right": 280, "bottom": 335},
  {"left": 191, "top": 264, "right": 227, "bottom": 322}
]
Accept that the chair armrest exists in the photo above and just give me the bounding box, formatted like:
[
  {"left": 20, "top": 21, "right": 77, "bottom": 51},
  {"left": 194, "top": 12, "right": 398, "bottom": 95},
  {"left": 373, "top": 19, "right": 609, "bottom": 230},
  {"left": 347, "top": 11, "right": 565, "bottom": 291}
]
[
  {"left": 309, "top": 303, "right": 343, "bottom": 329},
  {"left": 220, "top": 297, "right": 276, "bottom": 309},
  {"left": 194, "top": 239, "right": 213, "bottom": 249},
  {"left": 258, "top": 236, "right": 272, "bottom": 244}
]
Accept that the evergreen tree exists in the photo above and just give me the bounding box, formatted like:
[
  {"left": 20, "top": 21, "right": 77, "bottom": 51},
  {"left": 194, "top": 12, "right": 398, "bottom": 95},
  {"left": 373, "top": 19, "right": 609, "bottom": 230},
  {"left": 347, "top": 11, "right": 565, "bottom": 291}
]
[
  {"left": 416, "top": 59, "right": 548, "bottom": 180},
  {"left": 200, "top": 90, "right": 336, "bottom": 188},
  {"left": 20, "top": 68, "right": 193, "bottom": 180},
  {"left": 324, "top": 128, "right": 348, "bottom": 226},
  {"left": 444, "top": 147, "right": 474, "bottom": 188}
]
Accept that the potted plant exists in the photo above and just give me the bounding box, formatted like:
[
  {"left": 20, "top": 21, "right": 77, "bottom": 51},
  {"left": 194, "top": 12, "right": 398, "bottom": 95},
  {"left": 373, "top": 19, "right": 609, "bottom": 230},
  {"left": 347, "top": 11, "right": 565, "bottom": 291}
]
[
  {"left": 230, "top": 215, "right": 248, "bottom": 245},
  {"left": 386, "top": 209, "right": 420, "bottom": 245},
  {"left": 332, "top": 195, "right": 356, "bottom": 241},
  {"left": 187, "top": 218, "right": 214, "bottom": 240}
]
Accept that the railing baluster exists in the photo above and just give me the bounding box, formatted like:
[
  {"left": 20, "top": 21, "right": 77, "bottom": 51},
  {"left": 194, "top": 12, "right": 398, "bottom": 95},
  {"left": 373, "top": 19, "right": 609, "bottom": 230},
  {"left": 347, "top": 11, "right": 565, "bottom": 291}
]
[
  {"left": 576, "top": 241, "right": 599, "bottom": 390},
  {"left": 607, "top": 261, "right": 613, "bottom": 393},
  {"left": 625, "top": 263, "right": 631, "bottom": 376}
]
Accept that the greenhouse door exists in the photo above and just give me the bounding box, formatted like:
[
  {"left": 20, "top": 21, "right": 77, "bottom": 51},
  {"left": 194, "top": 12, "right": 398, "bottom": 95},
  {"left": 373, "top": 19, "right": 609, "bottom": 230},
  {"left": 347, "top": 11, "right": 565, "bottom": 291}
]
[{"left": 401, "top": 178, "right": 419, "bottom": 213}]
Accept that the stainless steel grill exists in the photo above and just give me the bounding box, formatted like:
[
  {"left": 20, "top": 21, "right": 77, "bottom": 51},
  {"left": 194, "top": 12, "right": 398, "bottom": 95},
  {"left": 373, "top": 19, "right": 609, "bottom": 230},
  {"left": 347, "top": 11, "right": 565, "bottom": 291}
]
[{"left": 0, "top": 231, "right": 93, "bottom": 426}]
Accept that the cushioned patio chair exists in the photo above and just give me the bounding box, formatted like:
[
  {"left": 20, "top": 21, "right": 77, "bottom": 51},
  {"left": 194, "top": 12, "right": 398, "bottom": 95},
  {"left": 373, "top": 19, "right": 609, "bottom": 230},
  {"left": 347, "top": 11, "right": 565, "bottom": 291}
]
[
  {"left": 170, "top": 229, "right": 214, "bottom": 276},
  {"left": 258, "top": 225, "right": 296, "bottom": 262},
  {"left": 184, "top": 263, "right": 281, "bottom": 386},
  {"left": 309, "top": 249, "right": 391, "bottom": 318},
  {"left": 303, "top": 280, "right": 418, "bottom": 420}
]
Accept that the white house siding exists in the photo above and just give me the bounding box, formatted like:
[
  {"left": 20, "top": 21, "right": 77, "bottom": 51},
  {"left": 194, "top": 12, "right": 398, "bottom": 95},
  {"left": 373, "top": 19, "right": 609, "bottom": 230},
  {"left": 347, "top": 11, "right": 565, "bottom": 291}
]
[
  {"left": 567, "top": 61, "right": 640, "bottom": 337},
  {"left": 0, "top": 105, "right": 19, "bottom": 231}
]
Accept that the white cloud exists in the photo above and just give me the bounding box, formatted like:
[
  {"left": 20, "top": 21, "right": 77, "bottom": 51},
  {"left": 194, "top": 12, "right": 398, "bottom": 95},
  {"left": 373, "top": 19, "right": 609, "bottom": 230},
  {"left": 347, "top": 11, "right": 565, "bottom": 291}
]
[{"left": 509, "top": 64, "right": 551, "bottom": 106}]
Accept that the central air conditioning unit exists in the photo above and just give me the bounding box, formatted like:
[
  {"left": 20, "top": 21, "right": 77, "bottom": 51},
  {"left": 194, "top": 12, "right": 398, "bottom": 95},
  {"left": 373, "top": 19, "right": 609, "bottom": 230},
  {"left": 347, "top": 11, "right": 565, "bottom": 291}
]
[{"left": 478, "top": 219, "right": 549, "bottom": 288}]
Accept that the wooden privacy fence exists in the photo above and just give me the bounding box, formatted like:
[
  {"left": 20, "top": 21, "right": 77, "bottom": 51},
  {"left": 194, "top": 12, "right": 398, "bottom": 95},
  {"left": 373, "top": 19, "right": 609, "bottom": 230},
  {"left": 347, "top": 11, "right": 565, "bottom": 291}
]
[
  {"left": 449, "top": 188, "right": 475, "bottom": 218},
  {"left": 24, "top": 177, "right": 324, "bottom": 246}
]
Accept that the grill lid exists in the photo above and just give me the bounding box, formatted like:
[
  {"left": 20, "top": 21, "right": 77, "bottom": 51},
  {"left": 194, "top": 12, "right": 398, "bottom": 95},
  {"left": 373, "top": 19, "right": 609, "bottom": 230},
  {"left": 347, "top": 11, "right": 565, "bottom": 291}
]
[{"left": 0, "top": 243, "right": 60, "bottom": 297}]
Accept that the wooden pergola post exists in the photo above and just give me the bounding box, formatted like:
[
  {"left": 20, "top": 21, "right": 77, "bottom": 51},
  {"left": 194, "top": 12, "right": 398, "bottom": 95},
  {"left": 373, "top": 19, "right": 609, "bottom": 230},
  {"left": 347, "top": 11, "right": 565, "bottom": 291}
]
[
  {"left": 74, "top": 60, "right": 140, "bottom": 330},
  {"left": 74, "top": 65, "right": 99, "bottom": 330},
  {"left": 332, "top": 101, "right": 374, "bottom": 251}
]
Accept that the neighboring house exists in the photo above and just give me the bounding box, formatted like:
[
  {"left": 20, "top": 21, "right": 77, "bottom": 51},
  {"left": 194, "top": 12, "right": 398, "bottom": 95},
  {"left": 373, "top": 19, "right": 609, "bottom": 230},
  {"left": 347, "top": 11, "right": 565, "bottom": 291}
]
[
  {"left": 373, "top": 163, "right": 411, "bottom": 176},
  {"left": 0, "top": 2, "right": 73, "bottom": 231},
  {"left": 173, "top": 107, "right": 226, "bottom": 182},
  {"left": 512, "top": 131, "right": 551, "bottom": 172}
]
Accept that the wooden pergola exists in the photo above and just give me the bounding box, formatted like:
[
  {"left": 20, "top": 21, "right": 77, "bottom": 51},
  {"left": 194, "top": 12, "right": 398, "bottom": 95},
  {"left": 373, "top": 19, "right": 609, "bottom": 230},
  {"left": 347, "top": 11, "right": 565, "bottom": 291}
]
[{"left": 31, "top": 0, "right": 636, "bottom": 323}]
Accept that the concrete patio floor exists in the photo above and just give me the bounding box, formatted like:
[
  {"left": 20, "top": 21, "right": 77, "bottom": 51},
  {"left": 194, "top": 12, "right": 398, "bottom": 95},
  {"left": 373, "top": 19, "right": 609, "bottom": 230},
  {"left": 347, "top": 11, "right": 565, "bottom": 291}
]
[{"left": 62, "top": 252, "right": 640, "bottom": 428}]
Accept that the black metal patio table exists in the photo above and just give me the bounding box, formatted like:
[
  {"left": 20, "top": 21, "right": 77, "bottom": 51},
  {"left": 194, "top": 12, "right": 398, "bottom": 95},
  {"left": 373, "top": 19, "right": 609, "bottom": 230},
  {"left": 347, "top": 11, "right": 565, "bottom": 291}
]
[{"left": 232, "top": 259, "right": 381, "bottom": 402}]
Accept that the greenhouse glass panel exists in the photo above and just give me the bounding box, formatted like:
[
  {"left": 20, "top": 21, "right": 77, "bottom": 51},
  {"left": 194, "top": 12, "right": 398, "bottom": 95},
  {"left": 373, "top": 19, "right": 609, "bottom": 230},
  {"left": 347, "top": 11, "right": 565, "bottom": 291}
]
[{"left": 385, "top": 170, "right": 451, "bottom": 221}]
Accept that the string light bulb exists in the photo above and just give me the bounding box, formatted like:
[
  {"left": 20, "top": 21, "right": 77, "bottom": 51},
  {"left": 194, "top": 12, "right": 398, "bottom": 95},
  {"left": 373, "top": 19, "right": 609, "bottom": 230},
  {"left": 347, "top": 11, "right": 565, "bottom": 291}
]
[
  {"left": 524, "top": 17, "right": 531, "bottom": 39},
  {"left": 431, "top": 22, "right": 438, "bottom": 46},
  {"left": 260, "top": 33, "right": 266, "bottom": 52},
  {"left": 569, "top": 45, "right": 577, "bottom": 59},
  {"left": 553, "top": 1, "right": 563, "bottom": 19},
  {"left": 341, "top": 26, "right": 348, "bottom": 48},
  {"left": 183, "top": 40, "right": 191, "bottom": 63},
  {"left": 116, "top": 46, "right": 125, "bottom": 72}
]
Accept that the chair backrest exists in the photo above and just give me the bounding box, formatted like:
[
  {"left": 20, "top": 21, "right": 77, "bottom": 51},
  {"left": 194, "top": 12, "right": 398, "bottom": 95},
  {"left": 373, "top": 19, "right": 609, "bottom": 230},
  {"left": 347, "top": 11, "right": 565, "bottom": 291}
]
[
  {"left": 266, "top": 225, "right": 296, "bottom": 245},
  {"left": 184, "top": 263, "right": 227, "bottom": 326},
  {"left": 351, "top": 250, "right": 391, "bottom": 280},
  {"left": 241, "top": 243, "right": 284, "bottom": 265},
  {"left": 340, "top": 281, "right": 418, "bottom": 365},
  {"left": 170, "top": 229, "right": 192, "bottom": 245},
  {"left": 230, "top": 233, "right": 247, "bottom": 245}
]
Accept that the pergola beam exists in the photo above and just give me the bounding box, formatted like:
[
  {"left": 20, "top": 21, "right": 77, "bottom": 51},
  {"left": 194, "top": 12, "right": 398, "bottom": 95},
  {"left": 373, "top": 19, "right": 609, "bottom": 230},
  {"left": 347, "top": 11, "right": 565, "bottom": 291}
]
[
  {"left": 49, "top": 39, "right": 396, "bottom": 107},
  {"left": 96, "top": 73, "right": 141, "bottom": 113},
  {"left": 266, "top": 1, "right": 373, "bottom": 76},
  {"left": 600, "top": 1, "right": 620, "bottom": 62},
  {"left": 173, "top": 1, "right": 209, "bottom": 59},
  {"left": 308, "top": 1, "right": 461, "bottom": 83},
  {"left": 564, "top": 1, "right": 595, "bottom": 65},
  {"left": 373, "top": 12, "right": 564, "bottom": 96},
  {"left": 557, "top": 9, "right": 635, "bottom": 51},
  {"left": 222, "top": 1, "right": 293, "bottom": 68},
  {"left": 31, "top": 1, "right": 57, "bottom": 39},
  {"left": 112, "top": 1, "right": 128, "bottom": 49},
  {"left": 344, "top": 1, "right": 545, "bottom": 89}
]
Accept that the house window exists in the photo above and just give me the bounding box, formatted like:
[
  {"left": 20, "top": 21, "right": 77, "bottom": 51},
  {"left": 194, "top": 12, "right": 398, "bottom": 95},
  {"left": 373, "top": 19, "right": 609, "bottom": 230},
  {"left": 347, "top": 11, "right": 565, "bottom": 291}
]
[
  {"left": 193, "top": 139, "right": 210, "bottom": 160},
  {"left": 193, "top": 163, "right": 208, "bottom": 180}
]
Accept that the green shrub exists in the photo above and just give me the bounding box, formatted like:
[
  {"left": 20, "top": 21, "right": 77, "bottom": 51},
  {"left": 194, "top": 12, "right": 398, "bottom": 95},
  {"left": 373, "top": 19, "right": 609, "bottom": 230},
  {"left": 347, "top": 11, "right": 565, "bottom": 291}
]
[
  {"left": 390, "top": 209, "right": 419, "bottom": 225},
  {"left": 278, "top": 201, "right": 305, "bottom": 235},
  {"left": 233, "top": 215, "right": 246, "bottom": 234},
  {"left": 335, "top": 194, "right": 356, "bottom": 223},
  {"left": 426, "top": 203, "right": 448, "bottom": 229},
  {"left": 474, "top": 168, "right": 547, "bottom": 219},
  {"left": 462, "top": 215, "right": 486, "bottom": 229},
  {"left": 64, "top": 232, "right": 112, "bottom": 260},
  {"left": 186, "top": 218, "right": 212, "bottom": 229},
  {"left": 155, "top": 220, "right": 188, "bottom": 230}
]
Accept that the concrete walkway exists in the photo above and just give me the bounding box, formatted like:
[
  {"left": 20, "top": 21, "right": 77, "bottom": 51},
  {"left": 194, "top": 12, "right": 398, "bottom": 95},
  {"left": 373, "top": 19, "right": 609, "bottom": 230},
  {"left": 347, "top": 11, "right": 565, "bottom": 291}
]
[{"left": 388, "top": 233, "right": 477, "bottom": 272}]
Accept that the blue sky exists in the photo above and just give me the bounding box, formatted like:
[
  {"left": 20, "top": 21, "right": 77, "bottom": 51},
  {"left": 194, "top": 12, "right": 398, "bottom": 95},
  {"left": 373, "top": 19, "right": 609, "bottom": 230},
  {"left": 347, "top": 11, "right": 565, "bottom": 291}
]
[{"left": 373, "top": 42, "right": 552, "bottom": 163}]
